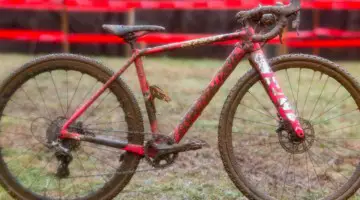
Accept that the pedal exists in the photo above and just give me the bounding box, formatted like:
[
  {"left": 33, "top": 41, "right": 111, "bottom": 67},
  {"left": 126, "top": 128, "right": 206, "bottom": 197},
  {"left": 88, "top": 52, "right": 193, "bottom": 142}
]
[{"left": 149, "top": 85, "right": 171, "bottom": 102}]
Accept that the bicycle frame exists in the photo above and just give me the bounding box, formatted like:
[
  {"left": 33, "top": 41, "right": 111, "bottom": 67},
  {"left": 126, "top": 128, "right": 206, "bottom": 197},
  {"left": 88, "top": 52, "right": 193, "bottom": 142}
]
[{"left": 59, "top": 28, "right": 304, "bottom": 156}]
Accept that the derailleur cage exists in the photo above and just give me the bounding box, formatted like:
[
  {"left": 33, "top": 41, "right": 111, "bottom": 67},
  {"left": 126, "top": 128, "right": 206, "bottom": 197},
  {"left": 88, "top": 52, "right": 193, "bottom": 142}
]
[{"left": 54, "top": 144, "right": 73, "bottom": 178}]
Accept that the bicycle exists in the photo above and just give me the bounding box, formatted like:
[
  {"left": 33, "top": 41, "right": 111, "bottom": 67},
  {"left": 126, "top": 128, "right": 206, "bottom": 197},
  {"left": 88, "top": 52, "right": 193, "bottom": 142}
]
[{"left": 0, "top": 0, "right": 359, "bottom": 199}]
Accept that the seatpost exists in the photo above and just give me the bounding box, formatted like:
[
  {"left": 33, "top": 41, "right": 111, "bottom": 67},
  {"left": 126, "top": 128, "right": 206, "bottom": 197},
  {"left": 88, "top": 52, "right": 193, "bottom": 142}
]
[
  {"left": 128, "top": 41, "right": 135, "bottom": 50},
  {"left": 122, "top": 32, "right": 137, "bottom": 50}
]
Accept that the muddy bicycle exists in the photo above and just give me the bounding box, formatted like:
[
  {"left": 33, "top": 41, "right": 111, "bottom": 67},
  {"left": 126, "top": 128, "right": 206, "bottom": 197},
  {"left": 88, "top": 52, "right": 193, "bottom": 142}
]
[{"left": 0, "top": 0, "right": 359, "bottom": 199}]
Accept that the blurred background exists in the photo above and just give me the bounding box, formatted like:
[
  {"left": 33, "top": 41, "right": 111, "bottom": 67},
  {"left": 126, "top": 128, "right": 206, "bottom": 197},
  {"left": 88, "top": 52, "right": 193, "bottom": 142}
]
[
  {"left": 1, "top": 1, "right": 360, "bottom": 199},
  {"left": 0, "top": 0, "right": 359, "bottom": 60}
]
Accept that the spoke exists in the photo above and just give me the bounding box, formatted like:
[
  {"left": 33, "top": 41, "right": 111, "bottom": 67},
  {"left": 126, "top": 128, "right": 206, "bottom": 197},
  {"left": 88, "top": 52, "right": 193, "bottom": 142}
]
[
  {"left": 311, "top": 94, "right": 352, "bottom": 122},
  {"left": 285, "top": 69, "right": 300, "bottom": 115},
  {"left": 2, "top": 114, "right": 38, "bottom": 122},
  {"left": 309, "top": 76, "right": 329, "bottom": 120},
  {"left": 82, "top": 144, "right": 122, "bottom": 154},
  {"left": 13, "top": 146, "right": 46, "bottom": 178},
  {"left": 238, "top": 141, "right": 280, "bottom": 147},
  {"left": 0, "top": 130, "right": 46, "bottom": 140},
  {"left": 315, "top": 137, "right": 359, "bottom": 153},
  {"left": 78, "top": 150, "right": 118, "bottom": 170},
  {"left": 43, "top": 177, "right": 51, "bottom": 198},
  {"left": 33, "top": 77, "right": 52, "bottom": 120},
  {"left": 247, "top": 90, "right": 277, "bottom": 120},
  {"left": 27, "top": 155, "right": 54, "bottom": 190},
  {"left": 308, "top": 149, "right": 342, "bottom": 189},
  {"left": 82, "top": 91, "right": 112, "bottom": 123},
  {"left": 317, "top": 123, "right": 360, "bottom": 135},
  {"left": 66, "top": 70, "right": 69, "bottom": 117},
  {"left": 4, "top": 142, "right": 42, "bottom": 165},
  {"left": 312, "top": 83, "right": 342, "bottom": 121},
  {"left": 232, "top": 131, "right": 277, "bottom": 138},
  {"left": 304, "top": 148, "right": 311, "bottom": 193},
  {"left": 85, "top": 121, "right": 127, "bottom": 128},
  {"left": 313, "top": 108, "right": 358, "bottom": 125},
  {"left": 71, "top": 179, "right": 80, "bottom": 199},
  {"left": 49, "top": 72, "right": 65, "bottom": 116},
  {"left": 8, "top": 99, "right": 41, "bottom": 119},
  {"left": 71, "top": 81, "right": 98, "bottom": 116},
  {"left": 318, "top": 137, "right": 360, "bottom": 140},
  {"left": 83, "top": 127, "right": 146, "bottom": 135},
  {"left": 313, "top": 140, "right": 350, "bottom": 181},
  {"left": 58, "top": 177, "right": 62, "bottom": 200},
  {"left": 84, "top": 105, "right": 121, "bottom": 126},
  {"left": 253, "top": 143, "right": 281, "bottom": 189},
  {"left": 292, "top": 153, "right": 297, "bottom": 200},
  {"left": 78, "top": 149, "right": 109, "bottom": 183},
  {"left": 307, "top": 151, "right": 325, "bottom": 194},
  {"left": 239, "top": 103, "right": 277, "bottom": 121},
  {"left": 280, "top": 152, "right": 292, "bottom": 199},
  {"left": 73, "top": 151, "right": 96, "bottom": 192},
  {"left": 5, "top": 141, "right": 41, "bottom": 148},
  {"left": 234, "top": 117, "right": 277, "bottom": 127},
  {"left": 66, "top": 74, "right": 84, "bottom": 117},
  {"left": 301, "top": 71, "right": 315, "bottom": 117},
  {"left": 19, "top": 87, "right": 48, "bottom": 119},
  {"left": 296, "top": 68, "right": 301, "bottom": 116}
]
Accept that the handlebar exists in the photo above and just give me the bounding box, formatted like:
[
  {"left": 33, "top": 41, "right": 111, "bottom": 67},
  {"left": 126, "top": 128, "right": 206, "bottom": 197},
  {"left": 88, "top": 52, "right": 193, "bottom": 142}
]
[{"left": 236, "top": 0, "right": 301, "bottom": 42}]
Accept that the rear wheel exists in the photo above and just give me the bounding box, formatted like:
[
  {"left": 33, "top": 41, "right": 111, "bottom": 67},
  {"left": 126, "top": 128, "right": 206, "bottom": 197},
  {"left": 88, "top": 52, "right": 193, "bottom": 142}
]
[
  {"left": 219, "top": 54, "right": 360, "bottom": 199},
  {"left": 0, "top": 54, "right": 144, "bottom": 200}
]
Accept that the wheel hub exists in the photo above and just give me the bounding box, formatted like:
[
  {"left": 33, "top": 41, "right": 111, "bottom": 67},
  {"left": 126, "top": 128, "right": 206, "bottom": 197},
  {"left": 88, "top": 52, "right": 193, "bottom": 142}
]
[
  {"left": 46, "top": 117, "right": 85, "bottom": 151},
  {"left": 278, "top": 118, "right": 315, "bottom": 154}
]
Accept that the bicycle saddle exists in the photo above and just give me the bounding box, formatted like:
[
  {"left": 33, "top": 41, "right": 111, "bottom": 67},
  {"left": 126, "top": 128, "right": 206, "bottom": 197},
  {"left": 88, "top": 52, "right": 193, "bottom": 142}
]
[{"left": 102, "top": 24, "right": 166, "bottom": 38}]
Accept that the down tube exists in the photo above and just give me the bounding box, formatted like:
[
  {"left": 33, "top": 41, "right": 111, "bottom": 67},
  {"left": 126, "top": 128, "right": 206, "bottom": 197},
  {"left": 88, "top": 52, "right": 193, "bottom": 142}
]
[{"left": 173, "top": 45, "right": 246, "bottom": 143}]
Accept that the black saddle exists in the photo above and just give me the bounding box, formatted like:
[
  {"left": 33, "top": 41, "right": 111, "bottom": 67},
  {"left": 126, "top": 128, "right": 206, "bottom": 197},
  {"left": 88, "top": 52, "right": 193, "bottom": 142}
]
[{"left": 102, "top": 24, "right": 165, "bottom": 41}]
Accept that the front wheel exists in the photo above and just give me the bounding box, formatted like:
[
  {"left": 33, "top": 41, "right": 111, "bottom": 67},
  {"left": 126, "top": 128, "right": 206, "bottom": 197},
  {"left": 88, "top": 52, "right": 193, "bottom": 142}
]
[{"left": 219, "top": 54, "right": 360, "bottom": 200}]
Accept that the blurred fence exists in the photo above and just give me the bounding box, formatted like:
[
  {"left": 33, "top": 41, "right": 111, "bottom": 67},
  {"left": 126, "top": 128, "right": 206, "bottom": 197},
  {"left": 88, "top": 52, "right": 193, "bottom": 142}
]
[{"left": 0, "top": 0, "right": 359, "bottom": 57}]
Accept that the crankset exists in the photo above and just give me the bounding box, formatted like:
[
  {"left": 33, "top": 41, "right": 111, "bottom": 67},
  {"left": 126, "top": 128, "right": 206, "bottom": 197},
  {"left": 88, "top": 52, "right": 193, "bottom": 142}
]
[{"left": 144, "top": 134, "right": 205, "bottom": 168}]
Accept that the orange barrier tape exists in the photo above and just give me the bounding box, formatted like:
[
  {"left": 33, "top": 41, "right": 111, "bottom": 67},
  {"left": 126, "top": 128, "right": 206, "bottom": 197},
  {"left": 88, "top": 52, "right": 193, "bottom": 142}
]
[
  {"left": 0, "top": 0, "right": 359, "bottom": 11},
  {"left": 0, "top": 28, "right": 359, "bottom": 47}
]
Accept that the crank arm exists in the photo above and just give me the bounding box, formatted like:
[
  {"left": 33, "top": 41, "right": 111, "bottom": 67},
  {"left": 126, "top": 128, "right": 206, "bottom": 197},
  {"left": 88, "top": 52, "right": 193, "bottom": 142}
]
[{"left": 155, "top": 140, "right": 204, "bottom": 155}]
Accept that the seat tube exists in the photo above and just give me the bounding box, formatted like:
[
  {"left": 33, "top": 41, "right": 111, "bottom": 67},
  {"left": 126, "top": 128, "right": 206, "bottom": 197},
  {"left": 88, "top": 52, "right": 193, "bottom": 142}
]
[
  {"left": 133, "top": 50, "right": 159, "bottom": 133},
  {"left": 248, "top": 44, "right": 305, "bottom": 139}
]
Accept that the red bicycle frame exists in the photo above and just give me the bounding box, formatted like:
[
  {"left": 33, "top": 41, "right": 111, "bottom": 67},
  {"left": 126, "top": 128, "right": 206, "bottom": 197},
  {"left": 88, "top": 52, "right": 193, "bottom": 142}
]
[{"left": 59, "top": 28, "right": 304, "bottom": 156}]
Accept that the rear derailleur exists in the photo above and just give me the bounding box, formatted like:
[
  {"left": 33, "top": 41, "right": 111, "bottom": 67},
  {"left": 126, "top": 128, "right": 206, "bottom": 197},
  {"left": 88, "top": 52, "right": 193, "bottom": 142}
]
[{"left": 50, "top": 141, "right": 73, "bottom": 178}]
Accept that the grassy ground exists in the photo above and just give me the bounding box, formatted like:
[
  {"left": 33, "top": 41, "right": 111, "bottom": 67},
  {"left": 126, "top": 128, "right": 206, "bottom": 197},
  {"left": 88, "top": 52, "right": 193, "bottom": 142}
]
[{"left": 0, "top": 53, "right": 359, "bottom": 199}]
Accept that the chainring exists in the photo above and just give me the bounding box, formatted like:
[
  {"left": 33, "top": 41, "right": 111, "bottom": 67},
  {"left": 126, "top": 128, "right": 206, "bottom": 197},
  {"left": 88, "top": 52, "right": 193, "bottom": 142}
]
[{"left": 144, "top": 134, "right": 178, "bottom": 169}]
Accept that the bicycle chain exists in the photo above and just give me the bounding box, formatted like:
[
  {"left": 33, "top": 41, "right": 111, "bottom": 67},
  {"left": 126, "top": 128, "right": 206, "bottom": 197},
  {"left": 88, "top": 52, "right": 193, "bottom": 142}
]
[{"left": 37, "top": 119, "right": 180, "bottom": 178}]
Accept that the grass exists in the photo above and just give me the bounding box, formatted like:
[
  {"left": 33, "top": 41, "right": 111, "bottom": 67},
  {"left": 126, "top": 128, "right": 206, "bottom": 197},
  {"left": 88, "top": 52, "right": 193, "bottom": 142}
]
[{"left": 0, "top": 52, "right": 359, "bottom": 199}]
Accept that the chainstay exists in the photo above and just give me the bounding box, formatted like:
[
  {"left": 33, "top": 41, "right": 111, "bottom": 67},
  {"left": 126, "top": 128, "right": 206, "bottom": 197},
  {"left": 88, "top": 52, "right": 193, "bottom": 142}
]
[{"left": 65, "top": 166, "right": 162, "bottom": 179}]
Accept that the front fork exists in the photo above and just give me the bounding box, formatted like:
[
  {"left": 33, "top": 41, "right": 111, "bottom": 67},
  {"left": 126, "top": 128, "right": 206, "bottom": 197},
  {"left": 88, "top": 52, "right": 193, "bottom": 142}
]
[{"left": 249, "top": 46, "right": 305, "bottom": 139}]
